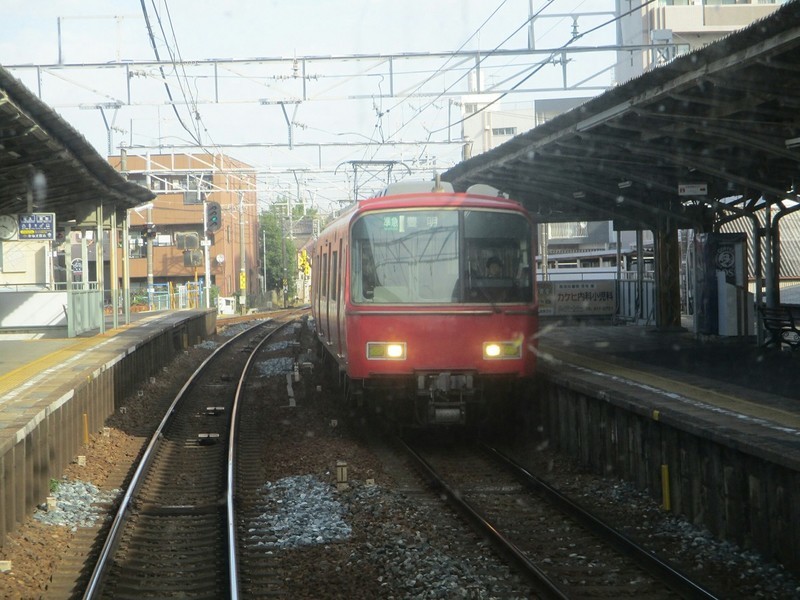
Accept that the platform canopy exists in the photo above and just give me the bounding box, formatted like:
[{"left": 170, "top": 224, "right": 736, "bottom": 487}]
[
  {"left": 443, "top": 1, "right": 800, "bottom": 230},
  {"left": 0, "top": 64, "right": 153, "bottom": 224}
]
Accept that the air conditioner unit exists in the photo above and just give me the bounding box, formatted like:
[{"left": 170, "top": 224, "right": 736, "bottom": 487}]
[{"left": 651, "top": 29, "right": 673, "bottom": 43}]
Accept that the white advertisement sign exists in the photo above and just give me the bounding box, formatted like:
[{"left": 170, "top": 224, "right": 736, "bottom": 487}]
[{"left": 539, "top": 280, "right": 616, "bottom": 316}]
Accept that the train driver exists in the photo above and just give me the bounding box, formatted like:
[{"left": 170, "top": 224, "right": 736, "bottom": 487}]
[{"left": 486, "top": 256, "right": 503, "bottom": 278}]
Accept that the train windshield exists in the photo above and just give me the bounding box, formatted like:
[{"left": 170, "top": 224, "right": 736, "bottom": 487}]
[{"left": 351, "top": 208, "right": 532, "bottom": 304}]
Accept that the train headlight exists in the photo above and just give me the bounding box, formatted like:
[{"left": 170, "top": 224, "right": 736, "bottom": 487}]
[
  {"left": 367, "top": 342, "right": 407, "bottom": 360},
  {"left": 483, "top": 341, "right": 521, "bottom": 360}
]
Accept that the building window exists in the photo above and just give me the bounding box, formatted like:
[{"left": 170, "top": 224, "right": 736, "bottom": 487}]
[
  {"left": 127, "top": 173, "right": 146, "bottom": 187},
  {"left": 128, "top": 237, "right": 146, "bottom": 259},
  {"left": 492, "top": 127, "right": 517, "bottom": 136},
  {"left": 548, "top": 222, "right": 588, "bottom": 239},
  {"left": 183, "top": 172, "right": 212, "bottom": 204},
  {"left": 153, "top": 234, "right": 172, "bottom": 247},
  {"left": 183, "top": 191, "right": 207, "bottom": 205}
]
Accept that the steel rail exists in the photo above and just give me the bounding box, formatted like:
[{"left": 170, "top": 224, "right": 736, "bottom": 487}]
[
  {"left": 398, "top": 437, "right": 569, "bottom": 600},
  {"left": 480, "top": 442, "right": 720, "bottom": 600},
  {"left": 81, "top": 320, "right": 269, "bottom": 599},
  {"left": 226, "top": 319, "right": 298, "bottom": 599}
]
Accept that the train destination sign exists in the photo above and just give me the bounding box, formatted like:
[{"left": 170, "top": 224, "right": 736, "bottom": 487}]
[{"left": 18, "top": 212, "right": 56, "bottom": 240}]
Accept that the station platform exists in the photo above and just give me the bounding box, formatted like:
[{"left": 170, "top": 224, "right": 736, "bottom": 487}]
[
  {"left": 533, "top": 317, "right": 800, "bottom": 574},
  {"left": 0, "top": 310, "right": 207, "bottom": 414},
  {"left": 0, "top": 309, "right": 216, "bottom": 547},
  {"left": 537, "top": 318, "right": 800, "bottom": 454}
]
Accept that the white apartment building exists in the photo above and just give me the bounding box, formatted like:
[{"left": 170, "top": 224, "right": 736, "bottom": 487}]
[
  {"left": 616, "top": 0, "right": 787, "bottom": 84},
  {"left": 460, "top": 0, "right": 786, "bottom": 278}
]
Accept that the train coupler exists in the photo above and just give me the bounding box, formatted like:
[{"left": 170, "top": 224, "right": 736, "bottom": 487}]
[
  {"left": 416, "top": 372, "right": 474, "bottom": 425},
  {"left": 427, "top": 400, "right": 466, "bottom": 425}
]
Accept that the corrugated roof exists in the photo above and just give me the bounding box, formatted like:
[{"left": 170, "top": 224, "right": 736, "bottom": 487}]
[
  {"left": 0, "top": 64, "right": 153, "bottom": 222},
  {"left": 443, "top": 1, "right": 800, "bottom": 230}
]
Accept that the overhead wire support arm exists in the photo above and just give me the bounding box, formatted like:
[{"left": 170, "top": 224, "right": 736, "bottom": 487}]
[
  {"left": 281, "top": 102, "right": 298, "bottom": 150},
  {"left": 260, "top": 99, "right": 301, "bottom": 150}
]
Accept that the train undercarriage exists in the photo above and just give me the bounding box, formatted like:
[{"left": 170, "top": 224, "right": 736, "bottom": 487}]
[{"left": 345, "top": 371, "right": 520, "bottom": 428}]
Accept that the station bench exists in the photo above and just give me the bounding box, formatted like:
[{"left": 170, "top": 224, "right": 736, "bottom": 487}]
[{"left": 759, "top": 304, "right": 800, "bottom": 351}]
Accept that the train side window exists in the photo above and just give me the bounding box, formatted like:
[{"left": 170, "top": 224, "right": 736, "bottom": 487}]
[
  {"left": 321, "top": 251, "right": 329, "bottom": 298},
  {"left": 331, "top": 250, "right": 339, "bottom": 301}
]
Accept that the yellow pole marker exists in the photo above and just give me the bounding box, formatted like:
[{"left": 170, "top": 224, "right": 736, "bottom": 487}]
[
  {"left": 661, "top": 464, "right": 671, "bottom": 511},
  {"left": 83, "top": 413, "right": 90, "bottom": 446}
]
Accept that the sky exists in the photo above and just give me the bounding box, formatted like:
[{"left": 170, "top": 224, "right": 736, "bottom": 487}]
[{"left": 0, "top": 0, "right": 618, "bottom": 211}]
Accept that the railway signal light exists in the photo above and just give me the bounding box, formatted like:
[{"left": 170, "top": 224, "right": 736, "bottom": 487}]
[
  {"left": 183, "top": 249, "right": 203, "bottom": 267},
  {"left": 206, "top": 201, "right": 222, "bottom": 233}
]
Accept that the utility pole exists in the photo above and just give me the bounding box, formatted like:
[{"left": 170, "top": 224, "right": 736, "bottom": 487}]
[
  {"left": 281, "top": 216, "right": 287, "bottom": 309},
  {"left": 262, "top": 226, "right": 267, "bottom": 294},
  {"left": 146, "top": 204, "right": 154, "bottom": 310},
  {"left": 239, "top": 191, "right": 246, "bottom": 314},
  {"left": 202, "top": 194, "right": 211, "bottom": 309},
  {"left": 145, "top": 154, "right": 154, "bottom": 310}
]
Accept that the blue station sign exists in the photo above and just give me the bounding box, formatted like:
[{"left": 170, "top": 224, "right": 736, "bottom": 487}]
[{"left": 18, "top": 213, "right": 56, "bottom": 240}]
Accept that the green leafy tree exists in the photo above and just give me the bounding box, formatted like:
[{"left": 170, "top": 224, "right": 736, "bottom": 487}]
[{"left": 260, "top": 204, "right": 297, "bottom": 298}]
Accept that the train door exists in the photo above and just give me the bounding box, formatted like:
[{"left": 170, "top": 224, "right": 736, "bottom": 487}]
[
  {"left": 330, "top": 245, "right": 339, "bottom": 352},
  {"left": 335, "top": 238, "right": 343, "bottom": 358},
  {"left": 321, "top": 245, "right": 331, "bottom": 342},
  {"left": 314, "top": 247, "right": 322, "bottom": 322}
]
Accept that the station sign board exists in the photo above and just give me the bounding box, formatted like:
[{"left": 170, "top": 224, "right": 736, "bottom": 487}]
[
  {"left": 678, "top": 183, "right": 707, "bottom": 196},
  {"left": 18, "top": 212, "right": 56, "bottom": 240},
  {"left": 538, "top": 280, "right": 616, "bottom": 316}
]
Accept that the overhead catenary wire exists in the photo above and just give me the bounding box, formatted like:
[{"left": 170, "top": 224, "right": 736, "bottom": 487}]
[
  {"left": 141, "top": 1, "right": 324, "bottom": 203},
  {"left": 371, "top": 0, "right": 556, "bottom": 154},
  {"left": 359, "top": 0, "right": 523, "bottom": 164},
  {"left": 139, "top": 0, "right": 201, "bottom": 146},
  {"left": 426, "top": 0, "right": 659, "bottom": 135},
  {"left": 365, "top": 0, "right": 656, "bottom": 158},
  {"left": 132, "top": 1, "right": 649, "bottom": 207},
  {"left": 155, "top": 0, "right": 203, "bottom": 143}
]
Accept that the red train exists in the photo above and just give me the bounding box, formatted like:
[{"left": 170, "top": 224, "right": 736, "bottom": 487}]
[{"left": 311, "top": 182, "right": 538, "bottom": 426}]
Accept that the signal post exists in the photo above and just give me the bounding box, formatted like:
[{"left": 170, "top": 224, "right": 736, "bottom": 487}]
[{"left": 204, "top": 200, "right": 222, "bottom": 309}]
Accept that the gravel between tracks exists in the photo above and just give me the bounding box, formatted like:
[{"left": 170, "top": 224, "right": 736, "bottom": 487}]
[{"left": 1, "top": 315, "right": 799, "bottom": 599}]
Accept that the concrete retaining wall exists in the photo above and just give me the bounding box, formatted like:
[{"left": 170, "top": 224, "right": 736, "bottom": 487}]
[
  {"left": 517, "top": 372, "right": 800, "bottom": 575},
  {"left": 0, "top": 310, "right": 215, "bottom": 547}
]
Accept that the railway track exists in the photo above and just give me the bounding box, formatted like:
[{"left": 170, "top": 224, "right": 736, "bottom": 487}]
[
  {"left": 400, "top": 433, "right": 720, "bottom": 600},
  {"left": 21, "top": 307, "right": 787, "bottom": 598},
  {"left": 80, "top": 315, "right": 302, "bottom": 599}
]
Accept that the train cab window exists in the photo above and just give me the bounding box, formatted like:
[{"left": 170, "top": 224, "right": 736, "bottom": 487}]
[
  {"left": 459, "top": 211, "right": 533, "bottom": 303},
  {"left": 351, "top": 208, "right": 532, "bottom": 305},
  {"left": 351, "top": 210, "right": 459, "bottom": 304}
]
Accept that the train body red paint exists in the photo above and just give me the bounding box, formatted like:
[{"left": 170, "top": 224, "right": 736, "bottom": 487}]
[{"left": 311, "top": 188, "right": 538, "bottom": 425}]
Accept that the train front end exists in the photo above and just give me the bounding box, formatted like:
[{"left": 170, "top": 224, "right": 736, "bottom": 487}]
[{"left": 345, "top": 194, "right": 538, "bottom": 426}]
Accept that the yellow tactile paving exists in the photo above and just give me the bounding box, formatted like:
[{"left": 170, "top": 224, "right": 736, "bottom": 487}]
[
  {"left": 0, "top": 339, "right": 95, "bottom": 393},
  {"left": 0, "top": 325, "right": 136, "bottom": 400}
]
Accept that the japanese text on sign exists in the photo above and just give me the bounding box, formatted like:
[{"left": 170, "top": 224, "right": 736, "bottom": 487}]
[
  {"left": 18, "top": 213, "right": 56, "bottom": 240},
  {"left": 539, "top": 280, "right": 616, "bottom": 316}
]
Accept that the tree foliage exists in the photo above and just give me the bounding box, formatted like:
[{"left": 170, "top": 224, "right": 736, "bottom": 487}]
[{"left": 260, "top": 207, "right": 297, "bottom": 295}]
